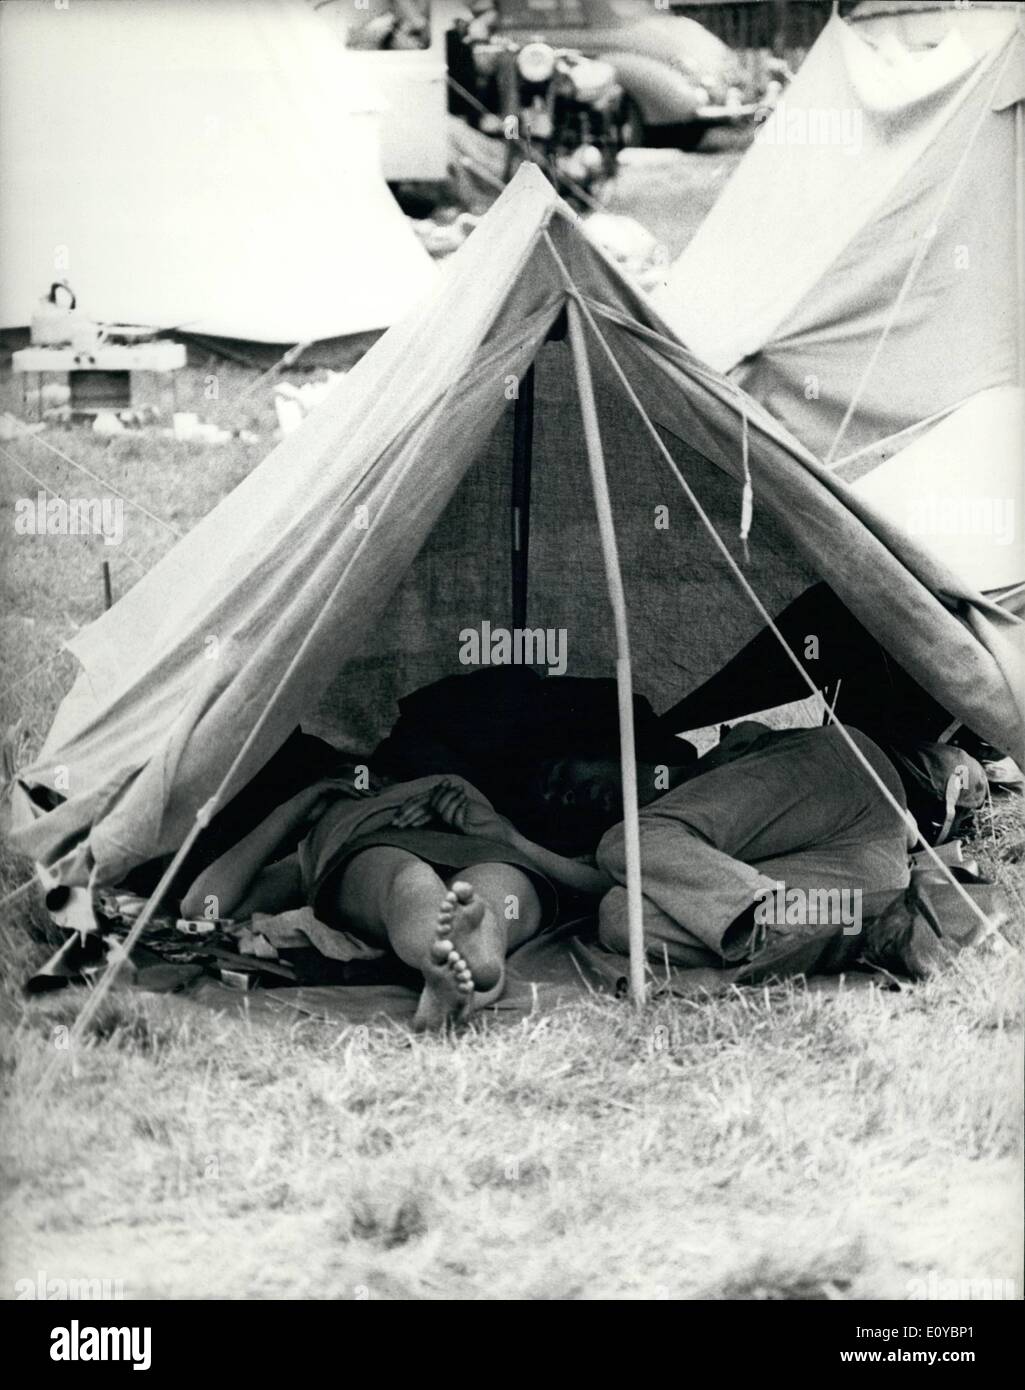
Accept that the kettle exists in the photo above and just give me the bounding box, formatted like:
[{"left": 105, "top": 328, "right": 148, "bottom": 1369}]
[{"left": 30, "top": 282, "right": 78, "bottom": 347}]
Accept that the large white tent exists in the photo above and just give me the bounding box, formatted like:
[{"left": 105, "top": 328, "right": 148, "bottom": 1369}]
[
  {"left": 0, "top": 0, "right": 436, "bottom": 344},
  {"left": 653, "top": 5, "right": 1025, "bottom": 591}
]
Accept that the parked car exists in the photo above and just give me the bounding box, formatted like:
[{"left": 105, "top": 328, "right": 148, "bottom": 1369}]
[
  {"left": 488, "top": 0, "right": 767, "bottom": 149},
  {"left": 463, "top": 31, "right": 625, "bottom": 196}
]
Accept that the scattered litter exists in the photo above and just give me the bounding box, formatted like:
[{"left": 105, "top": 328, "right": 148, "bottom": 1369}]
[
  {"left": 92, "top": 411, "right": 125, "bottom": 436},
  {"left": 117, "top": 405, "right": 161, "bottom": 429},
  {"left": 273, "top": 371, "right": 345, "bottom": 436},
  {"left": 250, "top": 906, "right": 385, "bottom": 962},
  {"left": 174, "top": 917, "right": 219, "bottom": 937},
  {"left": 170, "top": 411, "right": 232, "bottom": 445},
  {"left": 582, "top": 211, "right": 669, "bottom": 292},
  {"left": 237, "top": 926, "right": 279, "bottom": 960},
  {"left": 92, "top": 407, "right": 162, "bottom": 435},
  {"left": 219, "top": 967, "right": 257, "bottom": 991}
]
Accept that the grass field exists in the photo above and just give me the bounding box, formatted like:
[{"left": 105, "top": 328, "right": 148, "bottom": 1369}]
[{"left": 2, "top": 357, "right": 1022, "bottom": 1301}]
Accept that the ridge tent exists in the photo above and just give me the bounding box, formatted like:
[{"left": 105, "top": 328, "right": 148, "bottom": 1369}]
[
  {"left": 651, "top": 6, "right": 1025, "bottom": 589},
  {"left": 0, "top": 0, "right": 436, "bottom": 347},
  {"left": 11, "top": 165, "right": 1024, "bottom": 918}
]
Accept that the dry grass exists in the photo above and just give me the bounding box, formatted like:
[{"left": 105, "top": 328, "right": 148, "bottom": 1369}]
[{"left": 0, "top": 947, "right": 1020, "bottom": 1300}]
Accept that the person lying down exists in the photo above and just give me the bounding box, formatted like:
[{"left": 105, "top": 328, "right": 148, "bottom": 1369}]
[
  {"left": 180, "top": 772, "right": 610, "bottom": 1031},
  {"left": 180, "top": 717, "right": 926, "bottom": 1027}
]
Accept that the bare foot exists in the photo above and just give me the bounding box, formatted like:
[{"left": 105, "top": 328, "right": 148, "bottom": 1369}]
[
  {"left": 437, "top": 881, "right": 504, "bottom": 991},
  {"left": 411, "top": 883, "right": 505, "bottom": 1031}
]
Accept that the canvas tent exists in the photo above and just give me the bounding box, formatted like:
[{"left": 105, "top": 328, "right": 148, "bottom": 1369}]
[
  {"left": 0, "top": 0, "right": 436, "bottom": 345},
  {"left": 12, "top": 163, "right": 1024, "bottom": 915},
  {"left": 652, "top": 6, "right": 1025, "bottom": 590}
]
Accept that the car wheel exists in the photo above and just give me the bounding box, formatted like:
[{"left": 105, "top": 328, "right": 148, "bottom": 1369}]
[{"left": 617, "top": 96, "right": 646, "bottom": 149}]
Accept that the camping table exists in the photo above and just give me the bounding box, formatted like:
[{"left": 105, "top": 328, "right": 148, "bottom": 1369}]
[{"left": 12, "top": 340, "right": 187, "bottom": 420}]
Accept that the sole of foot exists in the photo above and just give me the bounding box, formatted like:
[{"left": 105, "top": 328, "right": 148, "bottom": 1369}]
[{"left": 411, "top": 882, "right": 505, "bottom": 1031}]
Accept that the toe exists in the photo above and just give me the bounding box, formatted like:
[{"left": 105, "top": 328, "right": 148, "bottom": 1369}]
[
  {"left": 435, "top": 938, "right": 453, "bottom": 956},
  {"left": 452, "top": 881, "right": 474, "bottom": 903}
]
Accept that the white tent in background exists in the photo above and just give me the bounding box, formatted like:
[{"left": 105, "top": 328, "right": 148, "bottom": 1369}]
[
  {"left": 845, "top": 385, "right": 1024, "bottom": 595},
  {"left": 652, "top": 5, "right": 1025, "bottom": 590},
  {"left": 0, "top": 0, "right": 436, "bottom": 345}
]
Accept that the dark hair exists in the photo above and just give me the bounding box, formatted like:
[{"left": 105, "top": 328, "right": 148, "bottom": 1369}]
[{"left": 493, "top": 757, "right": 621, "bottom": 855}]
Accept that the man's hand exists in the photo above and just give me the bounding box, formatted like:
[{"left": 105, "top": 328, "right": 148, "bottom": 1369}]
[
  {"left": 391, "top": 778, "right": 471, "bottom": 830},
  {"left": 391, "top": 778, "right": 516, "bottom": 843},
  {"left": 390, "top": 787, "right": 437, "bottom": 829},
  {"left": 427, "top": 779, "right": 517, "bottom": 843}
]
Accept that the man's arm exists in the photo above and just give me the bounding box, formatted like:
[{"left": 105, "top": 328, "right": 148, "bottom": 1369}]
[
  {"left": 503, "top": 827, "right": 614, "bottom": 896},
  {"left": 400, "top": 778, "right": 615, "bottom": 895},
  {"left": 180, "top": 786, "right": 319, "bottom": 920}
]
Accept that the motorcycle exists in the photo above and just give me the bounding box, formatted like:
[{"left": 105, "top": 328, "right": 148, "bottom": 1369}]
[{"left": 465, "top": 34, "right": 624, "bottom": 198}]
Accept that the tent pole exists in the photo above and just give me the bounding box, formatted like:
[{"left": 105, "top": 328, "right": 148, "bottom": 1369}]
[
  {"left": 559, "top": 270, "right": 1010, "bottom": 945},
  {"left": 1016, "top": 97, "right": 1025, "bottom": 383},
  {"left": 566, "top": 298, "right": 646, "bottom": 1009},
  {"left": 511, "top": 363, "right": 535, "bottom": 629}
]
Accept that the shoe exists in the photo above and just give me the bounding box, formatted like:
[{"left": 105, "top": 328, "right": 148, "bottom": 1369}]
[
  {"left": 861, "top": 874, "right": 1011, "bottom": 980},
  {"left": 737, "top": 875, "right": 1011, "bottom": 986},
  {"left": 860, "top": 888, "right": 949, "bottom": 979}
]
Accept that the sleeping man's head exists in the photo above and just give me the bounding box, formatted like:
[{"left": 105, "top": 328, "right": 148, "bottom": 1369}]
[{"left": 521, "top": 754, "right": 691, "bottom": 853}]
